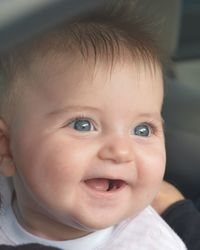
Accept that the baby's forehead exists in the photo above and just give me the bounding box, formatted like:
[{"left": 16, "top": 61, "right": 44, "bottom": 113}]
[
  {"left": 20, "top": 51, "right": 163, "bottom": 110},
  {"left": 20, "top": 48, "right": 161, "bottom": 89},
  {"left": 24, "top": 47, "right": 161, "bottom": 89}
]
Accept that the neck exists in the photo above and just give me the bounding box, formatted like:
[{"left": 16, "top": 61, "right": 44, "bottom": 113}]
[{"left": 12, "top": 197, "right": 91, "bottom": 241}]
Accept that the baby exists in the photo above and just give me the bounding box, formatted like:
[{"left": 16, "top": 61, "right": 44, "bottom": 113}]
[{"left": 0, "top": 1, "right": 186, "bottom": 249}]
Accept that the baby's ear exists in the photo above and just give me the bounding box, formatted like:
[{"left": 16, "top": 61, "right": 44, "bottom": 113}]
[{"left": 0, "top": 118, "right": 15, "bottom": 177}]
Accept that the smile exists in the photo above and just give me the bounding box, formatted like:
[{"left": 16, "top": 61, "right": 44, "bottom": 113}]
[{"left": 84, "top": 178, "right": 126, "bottom": 192}]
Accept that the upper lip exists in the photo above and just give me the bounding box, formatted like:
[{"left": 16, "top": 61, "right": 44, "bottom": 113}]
[
  {"left": 82, "top": 164, "right": 136, "bottom": 185},
  {"left": 82, "top": 173, "right": 132, "bottom": 186},
  {"left": 84, "top": 176, "right": 127, "bottom": 182}
]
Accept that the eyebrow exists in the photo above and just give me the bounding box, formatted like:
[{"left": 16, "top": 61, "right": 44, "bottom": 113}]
[
  {"left": 48, "top": 107, "right": 163, "bottom": 121},
  {"left": 137, "top": 113, "right": 164, "bottom": 124},
  {"left": 47, "top": 105, "right": 100, "bottom": 116}
]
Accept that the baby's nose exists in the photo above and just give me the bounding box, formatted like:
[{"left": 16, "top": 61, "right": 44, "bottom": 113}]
[{"left": 98, "top": 136, "right": 134, "bottom": 164}]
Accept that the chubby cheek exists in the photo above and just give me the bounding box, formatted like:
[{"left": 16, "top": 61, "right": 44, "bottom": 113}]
[
  {"left": 12, "top": 133, "right": 94, "bottom": 197},
  {"left": 136, "top": 144, "right": 166, "bottom": 201}
]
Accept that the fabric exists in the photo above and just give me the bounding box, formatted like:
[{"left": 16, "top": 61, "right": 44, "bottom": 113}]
[
  {"left": 162, "top": 199, "right": 200, "bottom": 250},
  {"left": 0, "top": 244, "right": 60, "bottom": 250},
  {"left": 0, "top": 176, "right": 187, "bottom": 250}
]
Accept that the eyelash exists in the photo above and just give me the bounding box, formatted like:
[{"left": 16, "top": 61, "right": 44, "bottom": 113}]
[
  {"left": 142, "top": 121, "right": 162, "bottom": 136},
  {"left": 63, "top": 115, "right": 162, "bottom": 135},
  {"left": 64, "top": 115, "right": 96, "bottom": 128}
]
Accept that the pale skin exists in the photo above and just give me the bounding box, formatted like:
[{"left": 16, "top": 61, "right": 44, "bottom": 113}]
[
  {"left": 0, "top": 52, "right": 166, "bottom": 240},
  {"left": 152, "top": 180, "right": 185, "bottom": 214}
]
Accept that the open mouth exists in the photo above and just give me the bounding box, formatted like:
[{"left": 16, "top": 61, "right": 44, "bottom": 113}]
[{"left": 84, "top": 178, "right": 125, "bottom": 192}]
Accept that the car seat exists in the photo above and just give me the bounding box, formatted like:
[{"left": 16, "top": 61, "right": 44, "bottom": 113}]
[
  {"left": 143, "top": 0, "right": 200, "bottom": 201},
  {"left": 159, "top": 0, "right": 200, "bottom": 201}
]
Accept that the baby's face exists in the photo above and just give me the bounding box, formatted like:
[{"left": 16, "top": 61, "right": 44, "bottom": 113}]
[{"left": 9, "top": 54, "right": 165, "bottom": 239}]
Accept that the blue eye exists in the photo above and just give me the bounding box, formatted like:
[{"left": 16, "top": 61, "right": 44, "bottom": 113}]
[
  {"left": 134, "top": 124, "right": 151, "bottom": 137},
  {"left": 68, "top": 119, "right": 95, "bottom": 132}
]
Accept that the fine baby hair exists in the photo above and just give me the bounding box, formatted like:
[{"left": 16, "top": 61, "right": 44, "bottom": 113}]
[{"left": 0, "top": 0, "right": 163, "bottom": 121}]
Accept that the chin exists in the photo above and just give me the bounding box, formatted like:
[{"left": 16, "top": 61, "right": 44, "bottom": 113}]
[{"left": 77, "top": 214, "right": 127, "bottom": 232}]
